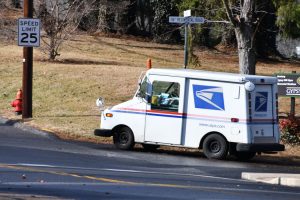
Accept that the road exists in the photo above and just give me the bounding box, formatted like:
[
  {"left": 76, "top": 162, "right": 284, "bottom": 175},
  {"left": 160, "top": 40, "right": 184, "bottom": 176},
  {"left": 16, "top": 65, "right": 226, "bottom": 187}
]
[{"left": 0, "top": 119, "right": 300, "bottom": 200}]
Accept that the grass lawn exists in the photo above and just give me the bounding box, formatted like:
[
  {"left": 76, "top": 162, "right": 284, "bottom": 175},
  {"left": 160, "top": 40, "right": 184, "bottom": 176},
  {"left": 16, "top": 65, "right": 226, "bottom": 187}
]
[
  {"left": 0, "top": 7, "right": 300, "bottom": 165},
  {"left": 1, "top": 33, "right": 300, "bottom": 141}
]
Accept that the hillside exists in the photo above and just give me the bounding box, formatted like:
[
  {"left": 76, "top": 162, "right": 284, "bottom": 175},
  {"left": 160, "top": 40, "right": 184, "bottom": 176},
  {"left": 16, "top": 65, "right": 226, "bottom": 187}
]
[
  {"left": 0, "top": 32, "right": 299, "bottom": 137},
  {"left": 0, "top": 6, "right": 300, "bottom": 160}
]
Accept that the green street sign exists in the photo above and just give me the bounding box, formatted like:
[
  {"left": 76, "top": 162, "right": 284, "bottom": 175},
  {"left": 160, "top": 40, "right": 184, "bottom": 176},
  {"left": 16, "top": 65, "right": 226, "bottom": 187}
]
[{"left": 276, "top": 73, "right": 300, "bottom": 97}]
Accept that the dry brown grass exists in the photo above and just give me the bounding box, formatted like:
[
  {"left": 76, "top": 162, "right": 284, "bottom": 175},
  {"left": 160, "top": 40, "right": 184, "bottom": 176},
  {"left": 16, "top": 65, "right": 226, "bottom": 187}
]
[{"left": 0, "top": 33, "right": 300, "bottom": 151}]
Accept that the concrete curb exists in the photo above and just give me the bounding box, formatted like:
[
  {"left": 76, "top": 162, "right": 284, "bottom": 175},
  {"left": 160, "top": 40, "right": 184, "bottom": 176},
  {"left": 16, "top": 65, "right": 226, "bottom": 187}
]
[
  {"left": 242, "top": 172, "right": 300, "bottom": 187},
  {"left": 0, "top": 116, "right": 58, "bottom": 139}
]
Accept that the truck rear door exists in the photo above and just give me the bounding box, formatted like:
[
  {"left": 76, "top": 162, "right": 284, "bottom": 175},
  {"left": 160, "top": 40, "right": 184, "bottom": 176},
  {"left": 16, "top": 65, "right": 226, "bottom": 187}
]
[{"left": 250, "top": 84, "right": 276, "bottom": 143}]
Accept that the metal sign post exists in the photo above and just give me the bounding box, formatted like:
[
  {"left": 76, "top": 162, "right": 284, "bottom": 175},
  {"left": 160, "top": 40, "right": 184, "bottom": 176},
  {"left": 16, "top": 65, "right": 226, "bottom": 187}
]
[
  {"left": 184, "top": 23, "right": 188, "bottom": 68},
  {"left": 183, "top": 10, "right": 190, "bottom": 69},
  {"left": 169, "top": 12, "right": 205, "bottom": 68}
]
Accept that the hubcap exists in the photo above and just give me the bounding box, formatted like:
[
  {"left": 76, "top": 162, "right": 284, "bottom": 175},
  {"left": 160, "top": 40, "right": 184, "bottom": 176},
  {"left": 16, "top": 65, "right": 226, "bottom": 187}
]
[
  {"left": 119, "top": 132, "right": 128, "bottom": 144},
  {"left": 209, "top": 141, "right": 221, "bottom": 153}
]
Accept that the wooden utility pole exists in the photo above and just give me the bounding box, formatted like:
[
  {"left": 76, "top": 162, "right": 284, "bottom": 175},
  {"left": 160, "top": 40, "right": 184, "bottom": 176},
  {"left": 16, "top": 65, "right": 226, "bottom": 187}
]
[{"left": 22, "top": 0, "right": 33, "bottom": 119}]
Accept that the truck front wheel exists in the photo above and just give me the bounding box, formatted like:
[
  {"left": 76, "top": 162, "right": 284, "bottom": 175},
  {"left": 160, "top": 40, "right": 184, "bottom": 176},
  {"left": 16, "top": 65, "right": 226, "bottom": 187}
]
[
  {"left": 113, "top": 127, "right": 135, "bottom": 150},
  {"left": 203, "top": 134, "right": 228, "bottom": 160}
]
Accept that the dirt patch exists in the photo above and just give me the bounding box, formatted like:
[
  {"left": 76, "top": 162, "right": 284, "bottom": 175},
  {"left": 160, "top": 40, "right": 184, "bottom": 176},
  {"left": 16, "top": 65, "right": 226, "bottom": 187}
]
[{"left": 37, "top": 58, "right": 122, "bottom": 66}]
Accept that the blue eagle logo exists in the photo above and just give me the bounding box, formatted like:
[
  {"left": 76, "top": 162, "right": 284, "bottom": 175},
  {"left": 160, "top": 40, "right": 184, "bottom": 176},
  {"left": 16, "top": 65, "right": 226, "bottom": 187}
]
[
  {"left": 193, "top": 85, "right": 225, "bottom": 111},
  {"left": 255, "top": 92, "right": 268, "bottom": 112}
]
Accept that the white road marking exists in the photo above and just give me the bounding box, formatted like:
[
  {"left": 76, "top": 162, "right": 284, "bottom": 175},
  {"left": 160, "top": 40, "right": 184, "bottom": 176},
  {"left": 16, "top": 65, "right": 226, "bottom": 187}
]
[
  {"left": 16, "top": 163, "right": 55, "bottom": 167},
  {"left": 15, "top": 163, "right": 243, "bottom": 182}
]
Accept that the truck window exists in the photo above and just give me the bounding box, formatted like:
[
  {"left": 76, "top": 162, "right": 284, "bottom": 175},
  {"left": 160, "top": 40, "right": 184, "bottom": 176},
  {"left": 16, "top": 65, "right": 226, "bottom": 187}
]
[{"left": 151, "top": 81, "right": 180, "bottom": 112}]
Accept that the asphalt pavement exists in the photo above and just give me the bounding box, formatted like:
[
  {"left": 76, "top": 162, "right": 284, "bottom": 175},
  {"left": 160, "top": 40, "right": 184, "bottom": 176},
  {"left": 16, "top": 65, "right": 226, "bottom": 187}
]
[{"left": 0, "top": 117, "right": 300, "bottom": 199}]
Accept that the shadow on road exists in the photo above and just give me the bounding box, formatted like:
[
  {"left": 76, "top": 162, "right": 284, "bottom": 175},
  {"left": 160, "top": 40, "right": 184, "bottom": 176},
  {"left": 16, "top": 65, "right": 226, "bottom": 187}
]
[
  {"left": 91, "top": 142, "right": 300, "bottom": 167},
  {"left": 0, "top": 119, "right": 21, "bottom": 126}
]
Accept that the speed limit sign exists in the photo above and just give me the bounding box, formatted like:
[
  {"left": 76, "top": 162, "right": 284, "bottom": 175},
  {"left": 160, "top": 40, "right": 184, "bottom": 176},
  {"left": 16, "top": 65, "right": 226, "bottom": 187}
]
[{"left": 18, "top": 18, "right": 40, "bottom": 47}]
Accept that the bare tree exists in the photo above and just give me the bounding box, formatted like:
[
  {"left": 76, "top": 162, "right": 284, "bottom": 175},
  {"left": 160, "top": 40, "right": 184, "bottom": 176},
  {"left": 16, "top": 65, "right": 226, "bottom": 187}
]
[
  {"left": 34, "top": 0, "right": 96, "bottom": 60},
  {"left": 0, "top": 0, "right": 19, "bottom": 41},
  {"left": 97, "top": 0, "right": 110, "bottom": 32},
  {"left": 222, "top": 0, "right": 260, "bottom": 75},
  {"left": 0, "top": 0, "right": 13, "bottom": 8},
  {"left": 96, "top": 0, "right": 135, "bottom": 34}
]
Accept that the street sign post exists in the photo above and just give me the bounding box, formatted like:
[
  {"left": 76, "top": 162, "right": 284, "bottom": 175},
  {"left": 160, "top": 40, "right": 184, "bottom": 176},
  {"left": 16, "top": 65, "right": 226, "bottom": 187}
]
[
  {"left": 18, "top": 18, "right": 40, "bottom": 47},
  {"left": 169, "top": 13, "right": 206, "bottom": 68},
  {"left": 169, "top": 16, "right": 205, "bottom": 24}
]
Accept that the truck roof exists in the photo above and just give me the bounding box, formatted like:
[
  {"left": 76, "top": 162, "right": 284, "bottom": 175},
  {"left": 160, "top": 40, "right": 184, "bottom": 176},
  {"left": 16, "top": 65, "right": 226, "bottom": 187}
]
[{"left": 147, "top": 68, "right": 277, "bottom": 84}]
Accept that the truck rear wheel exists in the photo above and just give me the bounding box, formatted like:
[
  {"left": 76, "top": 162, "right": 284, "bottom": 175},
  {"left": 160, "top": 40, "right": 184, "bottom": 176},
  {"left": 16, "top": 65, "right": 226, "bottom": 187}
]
[
  {"left": 113, "top": 127, "right": 135, "bottom": 150},
  {"left": 203, "top": 134, "right": 228, "bottom": 160}
]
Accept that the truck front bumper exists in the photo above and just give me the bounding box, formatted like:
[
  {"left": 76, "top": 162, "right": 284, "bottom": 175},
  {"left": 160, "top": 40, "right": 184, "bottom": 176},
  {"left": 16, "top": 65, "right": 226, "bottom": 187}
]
[
  {"left": 236, "top": 143, "right": 285, "bottom": 152},
  {"left": 94, "top": 129, "right": 113, "bottom": 137}
]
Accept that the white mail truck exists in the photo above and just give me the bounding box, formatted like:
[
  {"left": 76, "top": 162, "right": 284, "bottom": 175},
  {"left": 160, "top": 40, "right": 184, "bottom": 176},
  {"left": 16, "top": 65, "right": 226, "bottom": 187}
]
[{"left": 95, "top": 68, "right": 284, "bottom": 160}]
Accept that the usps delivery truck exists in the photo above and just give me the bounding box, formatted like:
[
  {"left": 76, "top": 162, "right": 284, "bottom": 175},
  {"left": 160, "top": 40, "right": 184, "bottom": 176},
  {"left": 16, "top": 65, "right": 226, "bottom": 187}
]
[{"left": 95, "top": 68, "right": 284, "bottom": 160}]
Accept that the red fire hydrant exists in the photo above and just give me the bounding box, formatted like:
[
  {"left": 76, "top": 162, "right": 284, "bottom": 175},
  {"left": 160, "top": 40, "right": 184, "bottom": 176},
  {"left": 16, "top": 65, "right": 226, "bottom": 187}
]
[{"left": 11, "top": 89, "right": 22, "bottom": 115}]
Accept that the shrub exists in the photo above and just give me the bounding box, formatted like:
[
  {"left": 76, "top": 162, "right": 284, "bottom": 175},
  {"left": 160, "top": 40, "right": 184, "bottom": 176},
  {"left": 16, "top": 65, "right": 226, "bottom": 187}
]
[{"left": 279, "top": 117, "right": 300, "bottom": 145}]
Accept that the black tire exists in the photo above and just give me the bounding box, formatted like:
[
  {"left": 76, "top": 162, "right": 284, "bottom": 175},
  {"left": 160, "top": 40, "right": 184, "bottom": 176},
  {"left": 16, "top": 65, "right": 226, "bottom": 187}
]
[
  {"left": 142, "top": 143, "right": 159, "bottom": 151},
  {"left": 203, "top": 134, "right": 228, "bottom": 160},
  {"left": 113, "top": 127, "right": 135, "bottom": 150},
  {"left": 233, "top": 151, "right": 256, "bottom": 161}
]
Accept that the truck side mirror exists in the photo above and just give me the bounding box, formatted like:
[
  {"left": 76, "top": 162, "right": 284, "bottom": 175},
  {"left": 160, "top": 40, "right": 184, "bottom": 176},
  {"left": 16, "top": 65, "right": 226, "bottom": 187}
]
[
  {"left": 146, "top": 94, "right": 152, "bottom": 104},
  {"left": 96, "top": 97, "right": 105, "bottom": 108}
]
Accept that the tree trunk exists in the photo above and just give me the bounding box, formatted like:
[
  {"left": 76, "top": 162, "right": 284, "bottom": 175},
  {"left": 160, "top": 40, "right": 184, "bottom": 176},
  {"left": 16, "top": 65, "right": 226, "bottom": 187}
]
[
  {"left": 97, "top": 0, "right": 109, "bottom": 32},
  {"left": 222, "top": 0, "right": 257, "bottom": 75},
  {"left": 235, "top": 27, "right": 256, "bottom": 75},
  {"left": 49, "top": 36, "right": 56, "bottom": 60}
]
